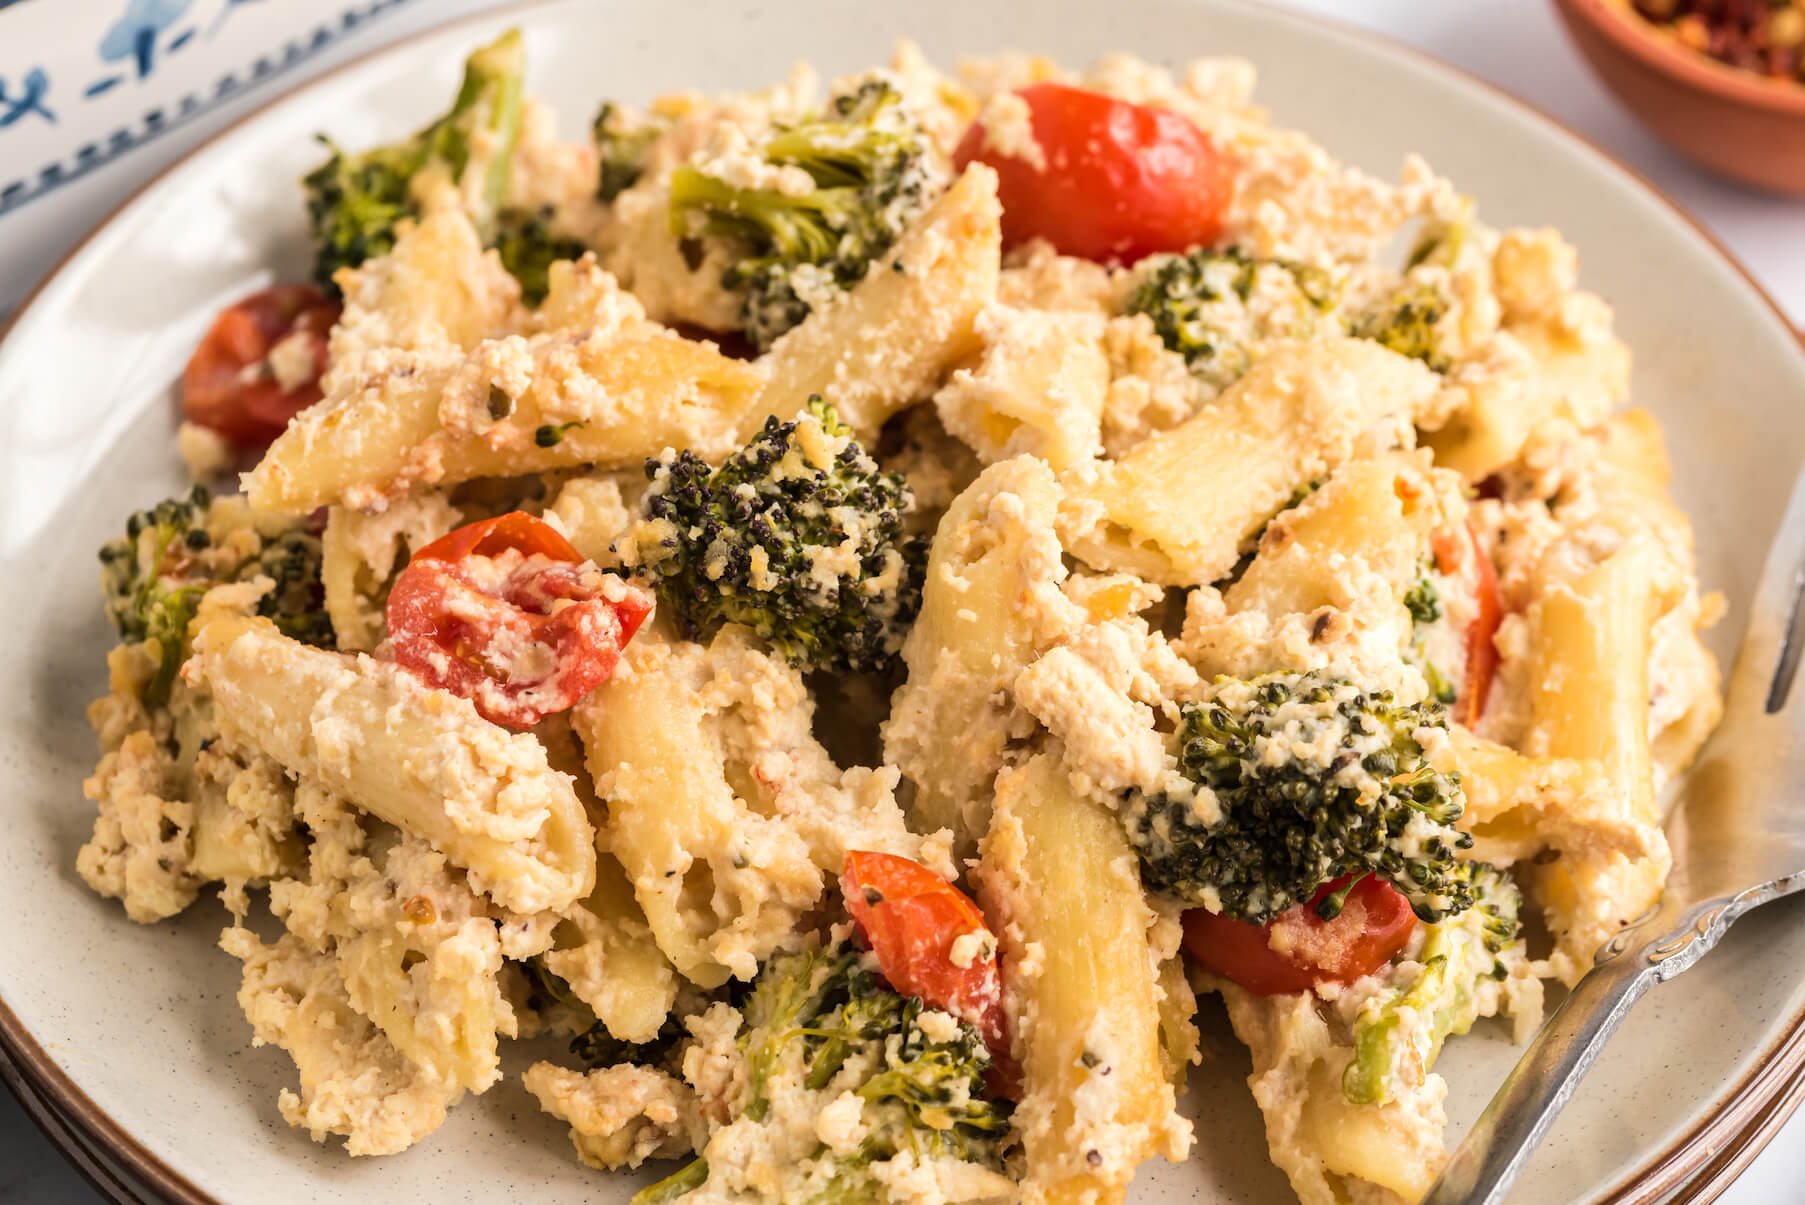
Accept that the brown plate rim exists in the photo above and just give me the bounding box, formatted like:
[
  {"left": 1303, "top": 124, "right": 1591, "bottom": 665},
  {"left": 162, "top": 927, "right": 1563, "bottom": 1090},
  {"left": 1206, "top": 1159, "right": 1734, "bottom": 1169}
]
[{"left": 1, "top": 1, "right": 1802, "bottom": 1202}]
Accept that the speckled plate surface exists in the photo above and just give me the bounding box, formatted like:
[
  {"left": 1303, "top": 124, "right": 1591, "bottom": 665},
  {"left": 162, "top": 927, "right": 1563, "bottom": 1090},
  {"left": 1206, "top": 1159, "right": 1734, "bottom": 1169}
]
[{"left": 2, "top": 1, "right": 1804, "bottom": 1201}]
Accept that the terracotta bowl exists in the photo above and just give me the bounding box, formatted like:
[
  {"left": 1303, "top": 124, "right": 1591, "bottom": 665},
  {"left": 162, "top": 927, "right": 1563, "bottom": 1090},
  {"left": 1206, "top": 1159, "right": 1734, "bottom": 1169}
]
[{"left": 1552, "top": 0, "right": 1805, "bottom": 196}]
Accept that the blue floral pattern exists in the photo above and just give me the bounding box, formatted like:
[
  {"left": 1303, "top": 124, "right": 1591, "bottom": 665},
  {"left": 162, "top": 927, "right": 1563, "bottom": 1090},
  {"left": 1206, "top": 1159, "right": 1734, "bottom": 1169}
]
[{"left": 0, "top": 0, "right": 414, "bottom": 219}]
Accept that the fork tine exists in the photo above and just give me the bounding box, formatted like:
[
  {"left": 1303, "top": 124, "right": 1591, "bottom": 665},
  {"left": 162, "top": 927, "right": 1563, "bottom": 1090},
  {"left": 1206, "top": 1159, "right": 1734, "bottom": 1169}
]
[
  {"left": 1727, "top": 464, "right": 1805, "bottom": 717},
  {"left": 1764, "top": 560, "right": 1805, "bottom": 714}
]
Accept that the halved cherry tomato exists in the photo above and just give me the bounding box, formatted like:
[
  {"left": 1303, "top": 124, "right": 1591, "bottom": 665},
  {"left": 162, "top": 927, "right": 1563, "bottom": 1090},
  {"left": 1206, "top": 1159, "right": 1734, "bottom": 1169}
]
[
  {"left": 181, "top": 284, "right": 339, "bottom": 449},
  {"left": 1181, "top": 875, "right": 1419, "bottom": 996},
  {"left": 1432, "top": 518, "right": 1503, "bottom": 727},
  {"left": 385, "top": 512, "right": 653, "bottom": 729},
  {"left": 841, "top": 851, "right": 1012, "bottom": 1081},
  {"left": 412, "top": 511, "right": 585, "bottom": 565},
  {"left": 952, "top": 83, "right": 1234, "bottom": 265}
]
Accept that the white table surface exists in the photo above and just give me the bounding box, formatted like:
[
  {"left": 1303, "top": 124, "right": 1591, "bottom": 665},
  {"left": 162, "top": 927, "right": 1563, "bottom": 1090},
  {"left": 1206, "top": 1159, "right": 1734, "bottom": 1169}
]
[{"left": 1, "top": 0, "right": 1800, "bottom": 1201}]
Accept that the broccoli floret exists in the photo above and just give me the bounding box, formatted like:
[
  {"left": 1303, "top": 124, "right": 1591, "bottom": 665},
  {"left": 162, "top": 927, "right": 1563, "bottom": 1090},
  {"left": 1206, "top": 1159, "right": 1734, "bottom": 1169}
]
[
  {"left": 633, "top": 943, "right": 1010, "bottom": 1205},
  {"left": 1126, "top": 246, "right": 1259, "bottom": 374},
  {"left": 1126, "top": 246, "right": 1337, "bottom": 388},
  {"left": 100, "top": 487, "right": 215, "bottom": 706},
  {"left": 253, "top": 527, "right": 333, "bottom": 646},
  {"left": 570, "top": 1013, "right": 689, "bottom": 1073},
  {"left": 493, "top": 205, "right": 587, "bottom": 305},
  {"left": 1403, "top": 566, "right": 1457, "bottom": 705},
  {"left": 633, "top": 398, "right": 926, "bottom": 673},
  {"left": 592, "top": 101, "right": 662, "bottom": 202},
  {"left": 667, "top": 80, "right": 931, "bottom": 351},
  {"left": 98, "top": 487, "right": 331, "bottom": 706},
  {"left": 1403, "top": 571, "right": 1442, "bottom": 626},
  {"left": 1352, "top": 279, "right": 1451, "bottom": 371},
  {"left": 1120, "top": 670, "right": 1479, "bottom": 925},
  {"left": 303, "top": 29, "right": 526, "bottom": 293},
  {"left": 1342, "top": 864, "right": 1523, "bottom": 1105},
  {"left": 521, "top": 957, "right": 692, "bottom": 1070}
]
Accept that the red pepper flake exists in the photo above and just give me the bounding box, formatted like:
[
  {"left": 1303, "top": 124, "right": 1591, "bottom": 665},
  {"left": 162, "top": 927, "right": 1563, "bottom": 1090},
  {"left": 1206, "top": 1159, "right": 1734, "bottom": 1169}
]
[{"left": 1632, "top": 0, "right": 1805, "bottom": 84}]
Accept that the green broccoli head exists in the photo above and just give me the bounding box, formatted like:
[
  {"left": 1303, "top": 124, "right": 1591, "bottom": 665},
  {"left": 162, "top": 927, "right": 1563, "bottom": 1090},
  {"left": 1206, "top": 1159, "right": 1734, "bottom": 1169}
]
[
  {"left": 1120, "top": 670, "right": 1478, "bottom": 925},
  {"left": 522, "top": 957, "right": 692, "bottom": 1072},
  {"left": 492, "top": 205, "right": 587, "bottom": 306},
  {"left": 569, "top": 1012, "right": 689, "bottom": 1074},
  {"left": 253, "top": 527, "right": 333, "bottom": 646},
  {"left": 633, "top": 942, "right": 1010, "bottom": 1205},
  {"left": 98, "top": 487, "right": 331, "bottom": 706},
  {"left": 667, "top": 80, "right": 932, "bottom": 351},
  {"left": 592, "top": 101, "right": 663, "bottom": 202},
  {"left": 1125, "top": 246, "right": 1259, "bottom": 375},
  {"left": 1403, "top": 569, "right": 1442, "bottom": 626},
  {"left": 100, "top": 486, "right": 215, "bottom": 706},
  {"left": 1126, "top": 246, "right": 1338, "bottom": 388},
  {"left": 634, "top": 397, "right": 927, "bottom": 674},
  {"left": 1343, "top": 863, "right": 1523, "bottom": 1105},
  {"left": 303, "top": 28, "right": 526, "bottom": 294},
  {"left": 1352, "top": 279, "right": 1451, "bottom": 371},
  {"left": 1403, "top": 565, "right": 1458, "bottom": 705}
]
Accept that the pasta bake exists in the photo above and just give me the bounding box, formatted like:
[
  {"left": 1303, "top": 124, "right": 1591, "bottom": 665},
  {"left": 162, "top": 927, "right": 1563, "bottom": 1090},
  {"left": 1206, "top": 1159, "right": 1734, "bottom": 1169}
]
[{"left": 76, "top": 29, "right": 1723, "bottom": 1204}]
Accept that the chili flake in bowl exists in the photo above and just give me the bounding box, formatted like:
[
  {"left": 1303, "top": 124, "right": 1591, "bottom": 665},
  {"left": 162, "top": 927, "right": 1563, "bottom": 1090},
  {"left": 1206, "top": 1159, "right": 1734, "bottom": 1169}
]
[{"left": 1554, "top": 0, "right": 1805, "bottom": 194}]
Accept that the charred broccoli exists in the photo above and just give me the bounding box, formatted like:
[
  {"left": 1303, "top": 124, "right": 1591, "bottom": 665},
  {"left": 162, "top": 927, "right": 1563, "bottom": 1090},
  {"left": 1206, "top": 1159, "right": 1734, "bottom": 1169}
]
[
  {"left": 1120, "top": 670, "right": 1478, "bottom": 925},
  {"left": 592, "top": 101, "right": 663, "bottom": 202},
  {"left": 303, "top": 29, "right": 528, "bottom": 293},
  {"left": 98, "top": 487, "right": 331, "bottom": 705},
  {"left": 632, "top": 398, "right": 926, "bottom": 673},
  {"left": 493, "top": 205, "right": 587, "bottom": 305},
  {"left": 1126, "top": 246, "right": 1337, "bottom": 389},
  {"left": 252, "top": 527, "right": 334, "bottom": 646},
  {"left": 1342, "top": 864, "right": 1523, "bottom": 1105},
  {"left": 633, "top": 943, "right": 1010, "bottom": 1205},
  {"left": 570, "top": 1012, "right": 689, "bottom": 1073},
  {"left": 667, "top": 80, "right": 932, "bottom": 351}
]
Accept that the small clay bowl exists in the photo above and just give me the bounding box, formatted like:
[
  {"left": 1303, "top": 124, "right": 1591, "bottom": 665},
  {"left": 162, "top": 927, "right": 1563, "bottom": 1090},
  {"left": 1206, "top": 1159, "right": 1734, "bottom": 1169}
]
[{"left": 1552, "top": 0, "right": 1805, "bottom": 196}]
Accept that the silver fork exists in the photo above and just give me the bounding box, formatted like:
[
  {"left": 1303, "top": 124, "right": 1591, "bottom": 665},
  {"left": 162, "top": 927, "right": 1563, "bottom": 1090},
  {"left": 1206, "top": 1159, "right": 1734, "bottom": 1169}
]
[{"left": 1422, "top": 465, "right": 1805, "bottom": 1205}]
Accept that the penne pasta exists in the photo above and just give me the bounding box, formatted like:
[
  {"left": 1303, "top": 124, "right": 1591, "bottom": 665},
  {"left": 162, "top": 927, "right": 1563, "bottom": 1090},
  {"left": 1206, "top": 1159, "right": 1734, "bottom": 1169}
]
[
  {"left": 190, "top": 614, "right": 596, "bottom": 915},
  {"left": 977, "top": 751, "right": 1189, "bottom": 1205},
  {"left": 1062, "top": 338, "right": 1440, "bottom": 585},
  {"left": 541, "top": 842, "right": 682, "bottom": 1043},
  {"left": 246, "top": 267, "right": 765, "bottom": 514},
  {"left": 883, "top": 455, "right": 1080, "bottom": 853},
  {"left": 1517, "top": 538, "right": 1675, "bottom": 983},
  {"left": 572, "top": 632, "right": 822, "bottom": 987}
]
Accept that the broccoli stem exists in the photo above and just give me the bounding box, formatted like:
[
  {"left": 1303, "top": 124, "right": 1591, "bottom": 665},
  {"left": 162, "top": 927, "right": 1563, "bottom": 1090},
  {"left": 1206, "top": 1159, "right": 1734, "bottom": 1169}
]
[
  {"left": 304, "top": 29, "right": 530, "bottom": 291},
  {"left": 434, "top": 27, "right": 525, "bottom": 236},
  {"left": 1341, "top": 873, "right": 1519, "bottom": 1105},
  {"left": 630, "top": 1157, "right": 709, "bottom": 1205}
]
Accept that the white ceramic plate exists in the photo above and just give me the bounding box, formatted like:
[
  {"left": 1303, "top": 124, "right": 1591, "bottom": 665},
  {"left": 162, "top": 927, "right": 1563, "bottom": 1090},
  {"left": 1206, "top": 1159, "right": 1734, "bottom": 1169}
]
[{"left": 2, "top": 1, "right": 1803, "bottom": 1201}]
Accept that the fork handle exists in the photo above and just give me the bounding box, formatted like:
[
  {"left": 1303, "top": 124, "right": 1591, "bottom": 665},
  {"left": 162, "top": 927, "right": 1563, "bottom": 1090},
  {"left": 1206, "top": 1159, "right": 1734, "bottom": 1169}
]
[{"left": 1420, "top": 946, "right": 1659, "bottom": 1205}]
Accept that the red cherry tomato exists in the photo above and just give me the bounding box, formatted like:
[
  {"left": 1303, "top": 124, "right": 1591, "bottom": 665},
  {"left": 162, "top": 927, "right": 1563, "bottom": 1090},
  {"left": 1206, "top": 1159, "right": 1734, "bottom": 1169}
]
[
  {"left": 412, "top": 511, "right": 586, "bottom": 565},
  {"left": 181, "top": 284, "right": 339, "bottom": 449},
  {"left": 1433, "top": 519, "right": 1503, "bottom": 727},
  {"left": 841, "top": 851, "right": 1012, "bottom": 1078},
  {"left": 952, "top": 83, "right": 1234, "bottom": 265},
  {"left": 1181, "top": 875, "right": 1419, "bottom": 996},
  {"left": 386, "top": 512, "right": 653, "bottom": 729}
]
